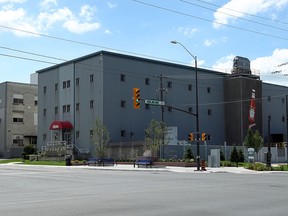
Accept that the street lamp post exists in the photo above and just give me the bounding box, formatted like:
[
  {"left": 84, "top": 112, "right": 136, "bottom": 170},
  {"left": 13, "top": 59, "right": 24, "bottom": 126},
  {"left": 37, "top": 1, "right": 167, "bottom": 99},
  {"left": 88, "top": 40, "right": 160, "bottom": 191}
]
[{"left": 171, "top": 40, "right": 200, "bottom": 171}]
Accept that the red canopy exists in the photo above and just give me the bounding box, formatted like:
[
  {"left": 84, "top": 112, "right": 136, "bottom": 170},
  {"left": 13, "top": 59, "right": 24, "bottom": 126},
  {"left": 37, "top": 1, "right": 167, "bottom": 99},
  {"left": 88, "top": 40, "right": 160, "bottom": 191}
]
[{"left": 49, "top": 121, "right": 73, "bottom": 130}]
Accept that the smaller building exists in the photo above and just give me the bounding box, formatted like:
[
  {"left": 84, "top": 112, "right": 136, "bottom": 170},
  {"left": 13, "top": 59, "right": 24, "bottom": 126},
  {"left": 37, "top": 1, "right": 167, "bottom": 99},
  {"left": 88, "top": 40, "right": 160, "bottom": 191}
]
[{"left": 0, "top": 82, "right": 38, "bottom": 158}]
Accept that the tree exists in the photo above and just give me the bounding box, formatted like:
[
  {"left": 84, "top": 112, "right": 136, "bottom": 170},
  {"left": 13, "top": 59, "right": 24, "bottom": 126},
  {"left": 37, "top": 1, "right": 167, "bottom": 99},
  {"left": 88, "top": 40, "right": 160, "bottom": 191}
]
[
  {"left": 22, "top": 145, "right": 37, "bottom": 159},
  {"left": 230, "top": 146, "right": 239, "bottom": 163},
  {"left": 145, "top": 119, "right": 168, "bottom": 155},
  {"left": 220, "top": 150, "right": 225, "bottom": 161},
  {"left": 244, "top": 129, "right": 264, "bottom": 161},
  {"left": 185, "top": 148, "right": 194, "bottom": 160},
  {"left": 238, "top": 149, "right": 245, "bottom": 163},
  {"left": 91, "top": 119, "right": 110, "bottom": 159}
]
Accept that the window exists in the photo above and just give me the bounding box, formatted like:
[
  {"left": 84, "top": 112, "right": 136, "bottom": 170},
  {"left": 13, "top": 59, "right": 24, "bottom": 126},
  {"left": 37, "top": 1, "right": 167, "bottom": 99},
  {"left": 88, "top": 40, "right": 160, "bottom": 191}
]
[
  {"left": 13, "top": 117, "right": 23, "bottom": 123},
  {"left": 208, "top": 109, "right": 212, "bottom": 115},
  {"left": 188, "top": 84, "right": 192, "bottom": 91},
  {"left": 67, "top": 80, "right": 70, "bottom": 88},
  {"left": 76, "top": 78, "right": 80, "bottom": 86},
  {"left": 13, "top": 94, "right": 24, "bottom": 105},
  {"left": 167, "top": 81, "right": 172, "bottom": 89},
  {"left": 268, "top": 96, "right": 271, "bottom": 101},
  {"left": 63, "top": 81, "right": 66, "bottom": 89},
  {"left": 168, "top": 107, "right": 172, "bottom": 112},
  {"left": 76, "top": 103, "right": 80, "bottom": 111},
  {"left": 55, "top": 83, "right": 58, "bottom": 91},
  {"left": 55, "top": 107, "right": 58, "bottom": 114},
  {"left": 62, "top": 105, "right": 70, "bottom": 113},
  {"left": 188, "top": 107, "right": 193, "bottom": 113},
  {"left": 90, "top": 130, "right": 93, "bottom": 138},
  {"left": 43, "top": 109, "right": 46, "bottom": 116},
  {"left": 145, "top": 78, "right": 150, "bottom": 85},
  {"left": 121, "top": 100, "right": 126, "bottom": 108},
  {"left": 13, "top": 136, "right": 23, "bottom": 146},
  {"left": 43, "top": 134, "right": 47, "bottom": 142},
  {"left": 282, "top": 98, "right": 285, "bottom": 103},
  {"left": 282, "top": 115, "right": 286, "bottom": 122},
  {"left": 90, "top": 74, "right": 94, "bottom": 83},
  {"left": 90, "top": 100, "right": 94, "bottom": 108},
  {"left": 76, "top": 131, "right": 80, "bottom": 139},
  {"left": 207, "top": 87, "right": 211, "bottom": 93},
  {"left": 120, "top": 74, "right": 126, "bottom": 82},
  {"left": 13, "top": 98, "right": 24, "bottom": 105},
  {"left": 67, "top": 105, "right": 71, "bottom": 112},
  {"left": 34, "top": 96, "right": 38, "bottom": 106},
  {"left": 44, "top": 86, "right": 46, "bottom": 94},
  {"left": 145, "top": 104, "right": 150, "bottom": 110},
  {"left": 121, "top": 130, "right": 126, "bottom": 138}
]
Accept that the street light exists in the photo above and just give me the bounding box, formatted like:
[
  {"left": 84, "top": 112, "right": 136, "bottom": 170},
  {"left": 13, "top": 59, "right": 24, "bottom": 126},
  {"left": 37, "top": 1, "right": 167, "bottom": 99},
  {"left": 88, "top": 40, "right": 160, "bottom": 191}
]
[{"left": 171, "top": 40, "right": 200, "bottom": 171}]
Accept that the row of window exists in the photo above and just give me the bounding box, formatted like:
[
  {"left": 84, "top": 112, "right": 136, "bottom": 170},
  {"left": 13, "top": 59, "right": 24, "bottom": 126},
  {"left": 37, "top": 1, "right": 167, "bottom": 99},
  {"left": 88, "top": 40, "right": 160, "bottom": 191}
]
[
  {"left": 13, "top": 98, "right": 38, "bottom": 106},
  {"left": 44, "top": 74, "right": 214, "bottom": 93}
]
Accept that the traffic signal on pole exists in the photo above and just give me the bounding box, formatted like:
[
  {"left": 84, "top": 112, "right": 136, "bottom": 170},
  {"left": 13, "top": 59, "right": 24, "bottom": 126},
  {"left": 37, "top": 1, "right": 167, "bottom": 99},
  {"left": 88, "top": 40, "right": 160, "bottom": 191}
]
[
  {"left": 133, "top": 88, "right": 140, "bottom": 109},
  {"left": 188, "top": 133, "right": 194, "bottom": 142},
  {"left": 201, "top": 133, "right": 208, "bottom": 141}
]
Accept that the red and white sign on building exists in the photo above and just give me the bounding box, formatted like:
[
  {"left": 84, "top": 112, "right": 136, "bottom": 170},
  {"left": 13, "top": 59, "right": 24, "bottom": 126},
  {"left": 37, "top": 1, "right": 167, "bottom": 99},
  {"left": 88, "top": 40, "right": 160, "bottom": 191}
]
[{"left": 248, "top": 89, "right": 256, "bottom": 129}]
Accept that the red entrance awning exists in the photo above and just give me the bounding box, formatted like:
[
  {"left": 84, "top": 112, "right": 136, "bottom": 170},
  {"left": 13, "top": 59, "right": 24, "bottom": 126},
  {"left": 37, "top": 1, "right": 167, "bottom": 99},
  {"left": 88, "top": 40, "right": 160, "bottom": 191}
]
[{"left": 49, "top": 121, "right": 73, "bottom": 130}]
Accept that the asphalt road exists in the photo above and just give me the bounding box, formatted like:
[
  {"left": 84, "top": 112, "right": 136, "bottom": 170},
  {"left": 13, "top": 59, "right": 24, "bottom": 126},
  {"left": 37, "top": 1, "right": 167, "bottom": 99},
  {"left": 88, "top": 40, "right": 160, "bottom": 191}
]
[{"left": 0, "top": 165, "right": 287, "bottom": 216}]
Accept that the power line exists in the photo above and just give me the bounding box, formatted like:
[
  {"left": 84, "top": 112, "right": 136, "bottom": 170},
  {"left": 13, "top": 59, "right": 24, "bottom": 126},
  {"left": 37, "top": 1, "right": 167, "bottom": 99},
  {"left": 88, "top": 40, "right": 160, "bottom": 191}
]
[
  {"left": 0, "top": 53, "right": 56, "bottom": 65},
  {"left": 194, "top": 0, "right": 288, "bottom": 26},
  {"left": 132, "top": 0, "right": 288, "bottom": 41},
  {"left": 180, "top": 0, "right": 288, "bottom": 33}
]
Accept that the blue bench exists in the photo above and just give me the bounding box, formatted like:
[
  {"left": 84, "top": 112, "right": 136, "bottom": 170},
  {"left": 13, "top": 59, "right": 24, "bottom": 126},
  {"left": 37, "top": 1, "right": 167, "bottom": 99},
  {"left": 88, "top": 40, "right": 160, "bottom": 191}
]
[{"left": 136, "top": 159, "right": 153, "bottom": 168}]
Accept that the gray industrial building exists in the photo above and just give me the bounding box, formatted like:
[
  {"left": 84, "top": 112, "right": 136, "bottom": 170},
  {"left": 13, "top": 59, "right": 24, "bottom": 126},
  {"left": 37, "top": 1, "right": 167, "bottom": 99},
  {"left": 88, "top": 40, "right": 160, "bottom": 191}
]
[
  {"left": 36, "top": 51, "right": 288, "bottom": 161},
  {"left": 0, "top": 82, "right": 38, "bottom": 158}
]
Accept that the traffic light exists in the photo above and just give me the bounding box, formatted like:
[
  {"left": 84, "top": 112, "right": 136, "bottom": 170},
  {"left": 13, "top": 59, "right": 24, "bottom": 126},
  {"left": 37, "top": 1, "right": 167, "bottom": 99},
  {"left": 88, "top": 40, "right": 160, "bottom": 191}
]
[
  {"left": 201, "top": 133, "right": 208, "bottom": 141},
  {"left": 188, "top": 133, "right": 194, "bottom": 142},
  {"left": 133, "top": 88, "right": 140, "bottom": 109}
]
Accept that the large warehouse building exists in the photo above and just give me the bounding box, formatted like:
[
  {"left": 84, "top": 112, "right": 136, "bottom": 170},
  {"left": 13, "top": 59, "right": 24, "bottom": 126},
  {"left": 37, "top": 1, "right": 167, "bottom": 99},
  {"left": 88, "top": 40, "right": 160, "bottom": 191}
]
[{"left": 36, "top": 51, "right": 288, "bottom": 162}]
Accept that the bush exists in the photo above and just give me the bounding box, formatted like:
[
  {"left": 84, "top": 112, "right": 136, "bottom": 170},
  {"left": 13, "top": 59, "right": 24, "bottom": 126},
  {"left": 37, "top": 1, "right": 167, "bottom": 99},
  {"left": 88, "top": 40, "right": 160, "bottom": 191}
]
[
  {"left": 245, "top": 163, "right": 272, "bottom": 171},
  {"left": 230, "top": 146, "right": 239, "bottom": 163},
  {"left": 22, "top": 145, "right": 37, "bottom": 160},
  {"left": 185, "top": 148, "right": 194, "bottom": 160},
  {"left": 238, "top": 149, "right": 244, "bottom": 163}
]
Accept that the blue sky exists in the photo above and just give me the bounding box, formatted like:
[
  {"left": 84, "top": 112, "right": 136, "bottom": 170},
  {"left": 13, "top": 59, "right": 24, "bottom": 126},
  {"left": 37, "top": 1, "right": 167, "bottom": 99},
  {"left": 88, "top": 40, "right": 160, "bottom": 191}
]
[{"left": 1, "top": 0, "right": 288, "bottom": 85}]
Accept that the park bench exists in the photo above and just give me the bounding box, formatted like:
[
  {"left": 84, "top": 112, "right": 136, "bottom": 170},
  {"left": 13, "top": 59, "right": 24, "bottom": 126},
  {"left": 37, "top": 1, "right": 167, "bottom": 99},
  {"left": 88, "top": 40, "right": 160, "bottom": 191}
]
[{"left": 136, "top": 159, "right": 153, "bottom": 168}]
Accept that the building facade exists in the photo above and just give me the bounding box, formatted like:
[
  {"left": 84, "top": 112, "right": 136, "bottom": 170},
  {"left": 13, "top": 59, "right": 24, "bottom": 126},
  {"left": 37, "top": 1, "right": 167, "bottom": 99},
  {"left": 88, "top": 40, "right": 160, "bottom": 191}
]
[
  {"left": 36, "top": 51, "right": 288, "bottom": 161},
  {"left": 0, "top": 82, "right": 38, "bottom": 158}
]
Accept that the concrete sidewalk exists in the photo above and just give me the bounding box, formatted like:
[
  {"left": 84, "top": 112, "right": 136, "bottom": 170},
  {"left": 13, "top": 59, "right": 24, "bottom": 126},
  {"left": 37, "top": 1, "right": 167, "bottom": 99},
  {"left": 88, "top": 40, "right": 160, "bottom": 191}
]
[
  {"left": 79, "top": 164, "right": 259, "bottom": 174},
  {"left": 3, "top": 162, "right": 286, "bottom": 174}
]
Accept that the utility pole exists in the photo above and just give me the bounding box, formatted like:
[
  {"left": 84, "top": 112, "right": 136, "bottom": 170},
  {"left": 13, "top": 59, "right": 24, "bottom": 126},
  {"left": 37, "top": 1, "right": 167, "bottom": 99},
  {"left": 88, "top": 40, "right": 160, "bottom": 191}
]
[{"left": 156, "top": 74, "right": 168, "bottom": 159}]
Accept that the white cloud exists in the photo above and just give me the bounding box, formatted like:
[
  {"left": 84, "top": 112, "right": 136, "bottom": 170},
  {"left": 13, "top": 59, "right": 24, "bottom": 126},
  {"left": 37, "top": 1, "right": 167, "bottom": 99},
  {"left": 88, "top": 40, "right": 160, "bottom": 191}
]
[
  {"left": 212, "top": 54, "right": 235, "bottom": 72},
  {"left": 0, "top": 0, "right": 25, "bottom": 3},
  {"left": 204, "top": 39, "right": 216, "bottom": 47},
  {"left": 39, "top": 0, "right": 57, "bottom": 10},
  {"left": 177, "top": 26, "right": 198, "bottom": 37},
  {"left": 0, "top": 7, "right": 39, "bottom": 37},
  {"left": 107, "top": 2, "right": 117, "bottom": 9},
  {"left": 79, "top": 5, "right": 96, "bottom": 21},
  {"left": 213, "top": 0, "right": 288, "bottom": 28},
  {"left": 0, "top": 1, "right": 101, "bottom": 36},
  {"left": 251, "top": 48, "right": 288, "bottom": 75},
  {"left": 212, "top": 49, "right": 288, "bottom": 85},
  {"left": 104, "top": 29, "right": 112, "bottom": 34},
  {"left": 63, "top": 20, "right": 100, "bottom": 34}
]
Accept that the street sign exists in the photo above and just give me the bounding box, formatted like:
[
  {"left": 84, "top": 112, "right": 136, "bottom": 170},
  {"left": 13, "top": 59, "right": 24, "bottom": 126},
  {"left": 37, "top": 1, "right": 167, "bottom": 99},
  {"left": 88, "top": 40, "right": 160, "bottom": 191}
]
[{"left": 144, "top": 99, "right": 165, "bottom": 106}]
